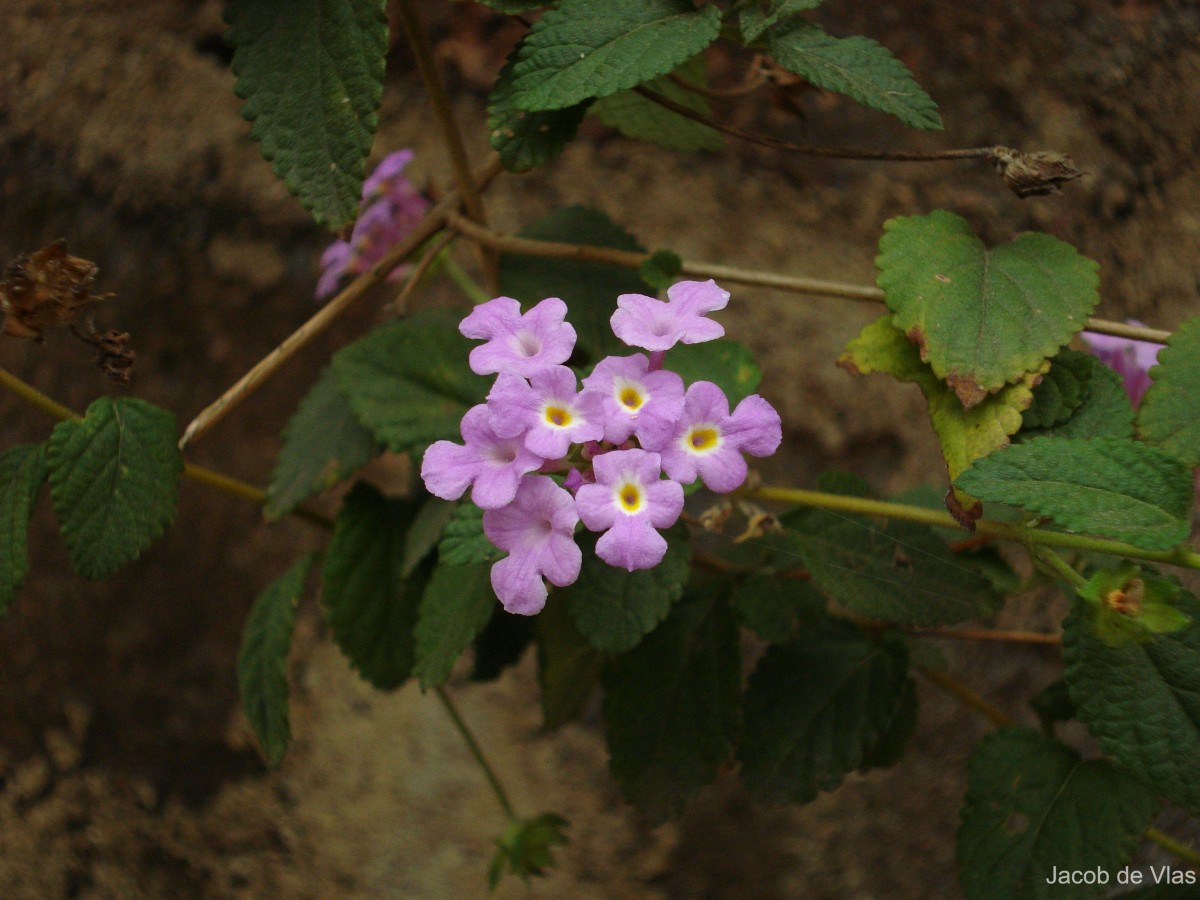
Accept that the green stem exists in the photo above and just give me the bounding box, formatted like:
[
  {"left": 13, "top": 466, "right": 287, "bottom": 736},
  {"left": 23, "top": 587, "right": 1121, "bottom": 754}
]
[
  {"left": 746, "top": 485, "right": 1200, "bottom": 570},
  {"left": 1033, "top": 546, "right": 1088, "bottom": 590},
  {"left": 1145, "top": 826, "right": 1200, "bottom": 870},
  {"left": 435, "top": 686, "right": 517, "bottom": 821},
  {"left": 917, "top": 666, "right": 1015, "bottom": 727},
  {"left": 441, "top": 251, "right": 490, "bottom": 304}
]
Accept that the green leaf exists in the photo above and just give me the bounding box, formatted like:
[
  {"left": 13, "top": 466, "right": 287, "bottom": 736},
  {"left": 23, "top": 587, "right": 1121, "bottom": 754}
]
[
  {"left": 840, "top": 316, "right": 1041, "bottom": 514},
  {"left": 399, "top": 496, "right": 457, "bottom": 578},
  {"left": 768, "top": 22, "right": 941, "bottom": 129},
  {"left": 1138, "top": 316, "right": 1200, "bottom": 467},
  {"left": 488, "top": 49, "right": 591, "bottom": 173},
  {"left": 1064, "top": 591, "right": 1200, "bottom": 815},
  {"left": 437, "top": 503, "right": 503, "bottom": 565},
  {"left": 780, "top": 512, "right": 1001, "bottom": 625},
  {"left": 602, "top": 586, "right": 741, "bottom": 822},
  {"left": 499, "top": 206, "right": 647, "bottom": 362},
  {"left": 265, "top": 367, "right": 381, "bottom": 520},
  {"left": 322, "top": 483, "right": 426, "bottom": 690},
  {"left": 877, "top": 212, "right": 1099, "bottom": 405},
  {"left": 1021, "top": 349, "right": 1089, "bottom": 429},
  {"left": 858, "top": 676, "right": 917, "bottom": 772},
  {"left": 471, "top": 609, "right": 535, "bottom": 682},
  {"left": 639, "top": 249, "right": 684, "bottom": 290},
  {"left": 225, "top": 0, "right": 387, "bottom": 229},
  {"left": 1019, "top": 351, "right": 1134, "bottom": 441},
  {"left": 563, "top": 525, "right": 691, "bottom": 653},
  {"left": 537, "top": 597, "right": 604, "bottom": 730},
  {"left": 332, "top": 310, "right": 491, "bottom": 452},
  {"left": 0, "top": 444, "right": 46, "bottom": 615},
  {"left": 738, "top": 620, "right": 909, "bottom": 803},
  {"left": 414, "top": 561, "right": 496, "bottom": 689},
  {"left": 958, "top": 728, "right": 1159, "bottom": 900},
  {"left": 489, "top": 813, "right": 571, "bottom": 890},
  {"left": 593, "top": 56, "right": 722, "bottom": 152},
  {"left": 510, "top": 0, "right": 722, "bottom": 112},
  {"left": 237, "top": 553, "right": 315, "bottom": 767},
  {"left": 46, "top": 398, "right": 183, "bottom": 580},
  {"left": 955, "top": 437, "right": 1194, "bottom": 551},
  {"left": 664, "top": 338, "right": 763, "bottom": 406},
  {"left": 741, "top": 0, "right": 823, "bottom": 44},
  {"left": 476, "top": 0, "right": 546, "bottom": 12},
  {"left": 1029, "top": 678, "right": 1075, "bottom": 731},
  {"left": 733, "top": 572, "right": 825, "bottom": 642}
]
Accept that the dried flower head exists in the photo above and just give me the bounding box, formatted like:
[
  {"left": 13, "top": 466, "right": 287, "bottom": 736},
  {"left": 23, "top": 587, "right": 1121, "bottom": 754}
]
[
  {"left": 990, "top": 147, "right": 1083, "bottom": 199},
  {"left": 1, "top": 240, "right": 114, "bottom": 340}
]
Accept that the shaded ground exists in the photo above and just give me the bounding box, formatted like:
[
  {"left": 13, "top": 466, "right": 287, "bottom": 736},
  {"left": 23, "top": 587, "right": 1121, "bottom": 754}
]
[{"left": 0, "top": 0, "right": 1198, "bottom": 896}]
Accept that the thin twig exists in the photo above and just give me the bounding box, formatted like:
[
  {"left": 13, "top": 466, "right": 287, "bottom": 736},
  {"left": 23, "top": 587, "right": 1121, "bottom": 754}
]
[
  {"left": 397, "top": 0, "right": 498, "bottom": 294},
  {"left": 1145, "top": 827, "right": 1200, "bottom": 870},
  {"left": 386, "top": 230, "right": 456, "bottom": 316},
  {"left": 435, "top": 685, "right": 517, "bottom": 821},
  {"left": 449, "top": 214, "right": 1173, "bottom": 342},
  {"left": 667, "top": 67, "right": 766, "bottom": 99},
  {"left": 918, "top": 666, "right": 1016, "bottom": 727},
  {"left": 178, "top": 156, "right": 503, "bottom": 450}
]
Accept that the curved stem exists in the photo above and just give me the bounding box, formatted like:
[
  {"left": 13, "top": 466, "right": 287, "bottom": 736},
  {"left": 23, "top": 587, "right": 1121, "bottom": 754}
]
[
  {"left": 918, "top": 666, "right": 1015, "bottom": 727},
  {"left": 745, "top": 484, "right": 1200, "bottom": 570},
  {"left": 435, "top": 685, "right": 517, "bottom": 821},
  {"left": 1145, "top": 827, "right": 1200, "bottom": 870},
  {"left": 446, "top": 214, "right": 1173, "bottom": 343},
  {"left": 1032, "top": 546, "right": 1088, "bottom": 591}
]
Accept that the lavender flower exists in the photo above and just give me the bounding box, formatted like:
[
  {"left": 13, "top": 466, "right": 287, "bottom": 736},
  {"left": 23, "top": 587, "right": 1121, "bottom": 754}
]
[
  {"left": 487, "top": 366, "right": 605, "bottom": 458},
  {"left": 315, "top": 149, "right": 431, "bottom": 300},
  {"left": 575, "top": 449, "right": 684, "bottom": 571},
  {"left": 642, "top": 381, "right": 782, "bottom": 494},
  {"left": 610, "top": 279, "right": 729, "bottom": 351},
  {"left": 420, "top": 405, "right": 544, "bottom": 509},
  {"left": 580, "top": 354, "right": 685, "bottom": 444},
  {"left": 483, "top": 476, "right": 582, "bottom": 615},
  {"left": 1080, "top": 322, "right": 1164, "bottom": 408},
  {"left": 459, "top": 296, "right": 577, "bottom": 378}
]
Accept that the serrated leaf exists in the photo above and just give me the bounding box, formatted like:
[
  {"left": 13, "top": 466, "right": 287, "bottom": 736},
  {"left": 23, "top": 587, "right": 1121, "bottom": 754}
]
[
  {"left": 840, "top": 315, "right": 1040, "bottom": 510},
  {"left": 955, "top": 437, "right": 1193, "bottom": 550},
  {"left": 1138, "top": 316, "right": 1200, "bottom": 467},
  {"left": 563, "top": 525, "right": 691, "bottom": 653},
  {"left": 768, "top": 22, "right": 941, "bottom": 129},
  {"left": 1030, "top": 678, "right": 1075, "bottom": 731},
  {"left": 859, "top": 676, "right": 917, "bottom": 773},
  {"left": 958, "top": 728, "right": 1159, "bottom": 899},
  {"left": 741, "top": 0, "right": 823, "bottom": 44},
  {"left": 877, "top": 212, "right": 1099, "bottom": 405},
  {"left": 664, "top": 338, "right": 763, "bottom": 406},
  {"left": 1022, "top": 354, "right": 1134, "bottom": 441},
  {"left": 237, "top": 553, "right": 315, "bottom": 767},
  {"left": 510, "top": 0, "right": 722, "bottom": 112},
  {"left": 46, "top": 398, "right": 182, "bottom": 580},
  {"left": 332, "top": 310, "right": 491, "bottom": 452},
  {"left": 733, "top": 572, "right": 825, "bottom": 642},
  {"left": 413, "top": 561, "right": 496, "bottom": 689},
  {"left": 265, "top": 367, "right": 381, "bottom": 520},
  {"left": 603, "top": 586, "right": 741, "bottom": 822},
  {"left": 593, "top": 56, "right": 722, "bottom": 153},
  {"left": 400, "top": 496, "right": 457, "bottom": 578},
  {"left": 488, "top": 49, "right": 590, "bottom": 173},
  {"left": 322, "top": 483, "right": 426, "bottom": 689},
  {"left": 471, "top": 609, "right": 535, "bottom": 682},
  {"left": 738, "top": 620, "right": 909, "bottom": 803},
  {"left": 639, "top": 249, "right": 684, "bottom": 290},
  {"left": 437, "top": 503, "right": 503, "bottom": 565},
  {"left": 476, "top": 0, "right": 546, "bottom": 12},
  {"left": 537, "top": 596, "right": 603, "bottom": 729},
  {"left": 225, "top": 0, "right": 387, "bottom": 229},
  {"left": 1064, "top": 591, "right": 1200, "bottom": 815},
  {"left": 1022, "top": 349, "right": 1089, "bottom": 429},
  {"left": 0, "top": 445, "right": 46, "bottom": 615},
  {"left": 780, "top": 511, "right": 1001, "bottom": 625},
  {"left": 499, "top": 206, "right": 647, "bottom": 362}
]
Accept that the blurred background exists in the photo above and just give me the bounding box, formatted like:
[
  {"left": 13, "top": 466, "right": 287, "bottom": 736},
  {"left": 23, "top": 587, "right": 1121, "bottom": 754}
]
[{"left": 1, "top": 0, "right": 1197, "bottom": 896}]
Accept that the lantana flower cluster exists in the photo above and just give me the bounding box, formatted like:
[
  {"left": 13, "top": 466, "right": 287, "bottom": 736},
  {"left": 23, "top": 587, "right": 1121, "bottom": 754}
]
[{"left": 421, "top": 281, "right": 782, "bottom": 615}]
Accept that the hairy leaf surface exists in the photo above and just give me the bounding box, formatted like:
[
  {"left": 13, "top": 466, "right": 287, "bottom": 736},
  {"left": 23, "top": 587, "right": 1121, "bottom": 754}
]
[
  {"left": 0, "top": 445, "right": 45, "bottom": 615},
  {"left": 414, "top": 561, "right": 496, "bottom": 689}
]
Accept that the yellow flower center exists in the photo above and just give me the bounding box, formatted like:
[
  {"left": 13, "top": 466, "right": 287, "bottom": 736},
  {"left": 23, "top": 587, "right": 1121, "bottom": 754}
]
[
  {"left": 686, "top": 425, "right": 720, "bottom": 453},
  {"left": 544, "top": 405, "right": 573, "bottom": 428},
  {"left": 617, "top": 480, "right": 643, "bottom": 513},
  {"left": 613, "top": 378, "right": 646, "bottom": 412}
]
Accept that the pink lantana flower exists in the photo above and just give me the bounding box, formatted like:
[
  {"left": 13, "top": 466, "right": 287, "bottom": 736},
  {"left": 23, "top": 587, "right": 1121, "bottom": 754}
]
[
  {"left": 580, "top": 354, "right": 685, "bottom": 444},
  {"left": 575, "top": 449, "right": 684, "bottom": 571},
  {"left": 487, "top": 366, "right": 604, "bottom": 459},
  {"left": 483, "top": 476, "right": 582, "bottom": 615},
  {"left": 420, "top": 405, "right": 544, "bottom": 509},
  {"left": 459, "top": 296, "right": 577, "bottom": 378},
  {"left": 642, "top": 381, "right": 782, "bottom": 494},
  {"left": 610, "top": 279, "right": 729, "bottom": 351},
  {"left": 1080, "top": 321, "right": 1165, "bottom": 408},
  {"left": 316, "top": 149, "right": 431, "bottom": 300}
]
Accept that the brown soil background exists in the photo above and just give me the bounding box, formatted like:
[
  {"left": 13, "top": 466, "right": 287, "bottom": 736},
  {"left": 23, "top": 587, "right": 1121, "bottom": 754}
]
[{"left": 1, "top": 1, "right": 1198, "bottom": 897}]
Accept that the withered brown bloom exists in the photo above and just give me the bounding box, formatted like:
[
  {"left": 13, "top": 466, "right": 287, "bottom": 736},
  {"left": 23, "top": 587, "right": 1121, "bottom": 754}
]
[
  {"left": 990, "top": 147, "right": 1083, "bottom": 198},
  {"left": 0, "top": 240, "right": 114, "bottom": 340}
]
